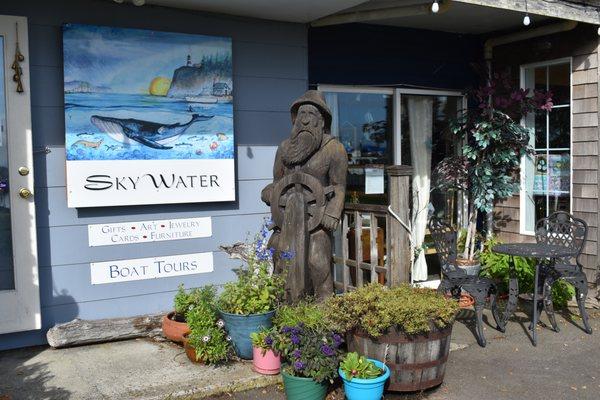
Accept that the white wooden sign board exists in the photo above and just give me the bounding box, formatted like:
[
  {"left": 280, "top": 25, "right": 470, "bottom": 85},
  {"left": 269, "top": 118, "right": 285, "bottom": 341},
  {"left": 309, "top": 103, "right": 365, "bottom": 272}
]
[
  {"left": 88, "top": 216, "right": 212, "bottom": 246},
  {"left": 90, "top": 252, "right": 213, "bottom": 285}
]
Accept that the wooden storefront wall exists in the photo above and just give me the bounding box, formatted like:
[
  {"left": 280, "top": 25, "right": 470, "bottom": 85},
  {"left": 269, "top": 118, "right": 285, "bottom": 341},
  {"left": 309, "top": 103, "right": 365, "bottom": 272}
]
[{"left": 493, "top": 24, "right": 599, "bottom": 286}]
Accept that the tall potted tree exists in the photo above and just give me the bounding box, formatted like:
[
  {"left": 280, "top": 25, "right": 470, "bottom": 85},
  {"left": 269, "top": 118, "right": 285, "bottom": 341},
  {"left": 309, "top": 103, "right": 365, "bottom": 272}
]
[{"left": 432, "top": 71, "right": 553, "bottom": 269}]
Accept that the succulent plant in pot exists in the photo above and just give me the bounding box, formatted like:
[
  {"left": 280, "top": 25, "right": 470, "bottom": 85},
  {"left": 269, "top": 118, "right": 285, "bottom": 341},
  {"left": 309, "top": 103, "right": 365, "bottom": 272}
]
[
  {"left": 339, "top": 352, "right": 390, "bottom": 400},
  {"left": 325, "top": 283, "right": 458, "bottom": 392},
  {"left": 217, "top": 222, "right": 287, "bottom": 359}
]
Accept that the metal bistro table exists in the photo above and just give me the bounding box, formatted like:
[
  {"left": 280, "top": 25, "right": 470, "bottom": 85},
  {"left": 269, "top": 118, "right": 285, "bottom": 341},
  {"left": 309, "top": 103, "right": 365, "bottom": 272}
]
[{"left": 492, "top": 243, "right": 577, "bottom": 346}]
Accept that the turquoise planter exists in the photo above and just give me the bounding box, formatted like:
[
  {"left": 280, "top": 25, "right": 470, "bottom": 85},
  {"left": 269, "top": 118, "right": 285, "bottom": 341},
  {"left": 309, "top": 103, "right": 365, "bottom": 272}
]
[
  {"left": 281, "top": 369, "right": 328, "bottom": 400},
  {"left": 219, "top": 309, "right": 274, "bottom": 359},
  {"left": 339, "top": 359, "right": 390, "bottom": 400}
]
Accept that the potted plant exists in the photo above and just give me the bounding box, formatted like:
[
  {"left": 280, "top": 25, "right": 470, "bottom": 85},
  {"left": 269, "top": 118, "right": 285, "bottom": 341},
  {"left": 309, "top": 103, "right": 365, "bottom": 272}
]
[
  {"left": 339, "top": 352, "right": 390, "bottom": 400},
  {"left": 277, "top": 322, "right": 344, "bottom": 400},
  {"left": 325, "top": 283, "right": 458, "bottom": 392},
  {"left": 217, "top": 222, "right": 287, "bottom": 359},
  {"left": 183, "top": 287, "right": 233, "bottom": 364},
  {"left": 250, "top": 327, "right": 281, "bottom": 375},
  {"left": 162, "top": 284, "right": 212, "bottom": 343}
]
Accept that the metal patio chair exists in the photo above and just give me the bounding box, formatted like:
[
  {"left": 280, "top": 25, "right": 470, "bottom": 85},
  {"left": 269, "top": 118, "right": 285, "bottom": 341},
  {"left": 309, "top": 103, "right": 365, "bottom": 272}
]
[
  {"left": 428, "top": 217, "right": 499, "bottom": 347},
  {"left": 535, "top": 211, "right": 592, "bottom": 334}
]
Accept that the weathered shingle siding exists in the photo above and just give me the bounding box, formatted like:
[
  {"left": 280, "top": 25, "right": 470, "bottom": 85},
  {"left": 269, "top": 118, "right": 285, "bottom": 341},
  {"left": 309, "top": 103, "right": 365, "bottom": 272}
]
[{"left": 493, "top": 24, "right": 599, "bottom": 285}]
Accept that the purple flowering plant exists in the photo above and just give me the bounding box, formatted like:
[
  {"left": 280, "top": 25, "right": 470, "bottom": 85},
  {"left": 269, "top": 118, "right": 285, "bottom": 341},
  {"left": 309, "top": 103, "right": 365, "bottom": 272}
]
[
  {"left": 277, "top": 323, "right": 344, "bottom": 383},
  {"left": 250, "top": 326, "right": 279, "bottom": 356}
]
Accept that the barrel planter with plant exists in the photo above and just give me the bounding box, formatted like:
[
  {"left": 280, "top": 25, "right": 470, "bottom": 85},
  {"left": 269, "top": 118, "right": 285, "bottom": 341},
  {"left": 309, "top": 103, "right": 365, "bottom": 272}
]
[
  {"left": 217, "top": 223, "right": 287, "bottom": 359},
  {"left": 325, "top": 283, "right": 459, "bottom": 392},
  {"left": 339, "top": 352, "right": 389, "bottom": 400}
]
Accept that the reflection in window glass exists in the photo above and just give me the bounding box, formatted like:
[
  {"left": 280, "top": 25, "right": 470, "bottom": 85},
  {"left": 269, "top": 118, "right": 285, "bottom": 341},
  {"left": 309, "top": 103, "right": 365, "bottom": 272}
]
[
  {"left": 522, "top": 62, "right": 570, "bottom": 233},
  {"left": 324, "top": 92, "right": 393, "bottom": 205}
]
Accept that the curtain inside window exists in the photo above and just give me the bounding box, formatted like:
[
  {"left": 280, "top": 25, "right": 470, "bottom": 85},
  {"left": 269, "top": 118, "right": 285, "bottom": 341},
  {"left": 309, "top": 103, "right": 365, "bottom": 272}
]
[{"left": 407, "top": 96, "right": 433, "bottom": 282}]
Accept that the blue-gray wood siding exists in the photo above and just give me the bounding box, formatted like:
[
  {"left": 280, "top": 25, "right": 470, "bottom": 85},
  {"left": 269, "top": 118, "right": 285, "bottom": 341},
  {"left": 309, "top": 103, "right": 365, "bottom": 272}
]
[{"left": 0, "top": 0, "right": 305, "bottom": 350}]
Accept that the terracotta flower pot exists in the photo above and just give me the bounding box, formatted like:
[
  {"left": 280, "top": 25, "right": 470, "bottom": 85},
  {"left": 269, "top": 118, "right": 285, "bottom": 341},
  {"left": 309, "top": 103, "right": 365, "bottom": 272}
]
[
  {"left": 162, "top": 311, "right": 189, "bottom": 343},
  {"left": 182, "top": 333, "right": 204, "bottom": 364},
  {"left": 252, "top": 347, "right": 281, "bottom": 375},
  {"left": 459, "top": 294, "right": 475, "bottom": 308}
]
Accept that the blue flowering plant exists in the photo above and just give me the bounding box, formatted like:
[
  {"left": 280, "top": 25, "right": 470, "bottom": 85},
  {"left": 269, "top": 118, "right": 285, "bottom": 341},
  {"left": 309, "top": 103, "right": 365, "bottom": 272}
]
[
  {"left": 277, "top": 323, "right": 344, "bottom": 383},
  {"left": 218, "top": 221, "right": 289, "bottom": 315}
]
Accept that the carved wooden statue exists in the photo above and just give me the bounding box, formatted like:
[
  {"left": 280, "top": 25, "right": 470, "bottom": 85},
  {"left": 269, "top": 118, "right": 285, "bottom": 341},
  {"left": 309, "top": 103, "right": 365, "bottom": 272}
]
[{"left": 261, "top": 90, "right": 347, "bottom": 302}]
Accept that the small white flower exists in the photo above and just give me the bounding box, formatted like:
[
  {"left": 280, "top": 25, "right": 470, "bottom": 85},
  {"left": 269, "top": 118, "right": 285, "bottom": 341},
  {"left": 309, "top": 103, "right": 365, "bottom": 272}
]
[
  {"left": 216, "top": 319, "right": 225, "bottom": 328},
  {"left": 226, "top": 335, "right": 232, "bottom": 342},
  {"left": 202, "top": 335, "right": 211, "bottom": 343}
]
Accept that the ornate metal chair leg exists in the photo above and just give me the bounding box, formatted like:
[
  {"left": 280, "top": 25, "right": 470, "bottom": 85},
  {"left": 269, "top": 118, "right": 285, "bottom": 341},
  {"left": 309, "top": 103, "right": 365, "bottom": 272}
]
[
  {"left": 542, "top": 276, "right": 559, "bottom": 332},
  {"left": 572, "top": 273, "right": 592, "bottom": 334},
  {"left": 489, "top": 287, "right": 502, "bottom": 330},
  {"left": 531, "top": 264, "right": 541, "bottom": 346}
]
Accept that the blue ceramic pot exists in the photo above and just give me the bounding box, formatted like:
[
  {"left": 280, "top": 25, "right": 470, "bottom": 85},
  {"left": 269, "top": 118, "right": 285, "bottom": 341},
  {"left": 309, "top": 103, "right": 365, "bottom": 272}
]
[
  {"left": 339, "top": 359, "right": 390, "bottom": 400},
  {"left": 219, "top": 309, "right": 275, "bottom": 359}
]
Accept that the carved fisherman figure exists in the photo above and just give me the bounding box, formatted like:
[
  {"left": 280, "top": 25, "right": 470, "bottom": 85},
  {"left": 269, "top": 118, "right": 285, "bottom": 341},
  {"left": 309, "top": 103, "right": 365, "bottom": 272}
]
[{"left": 261, "top": 90, "right": 347, "bottom": 302}]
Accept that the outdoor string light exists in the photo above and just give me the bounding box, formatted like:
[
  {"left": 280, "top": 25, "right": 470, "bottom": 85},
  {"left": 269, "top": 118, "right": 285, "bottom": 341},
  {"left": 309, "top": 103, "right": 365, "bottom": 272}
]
[
  {"left": 523, "top": 0, "right": 531, "bottom": 26},
  {"left": 431, "top": 1, "right": 440, "bottom": 14}
]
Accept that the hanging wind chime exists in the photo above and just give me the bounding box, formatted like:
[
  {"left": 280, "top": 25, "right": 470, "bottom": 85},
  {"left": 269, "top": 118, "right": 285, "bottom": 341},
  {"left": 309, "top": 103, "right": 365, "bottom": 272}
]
[{"left": 11, "top": 22, "right": 25, "bottom": 93}]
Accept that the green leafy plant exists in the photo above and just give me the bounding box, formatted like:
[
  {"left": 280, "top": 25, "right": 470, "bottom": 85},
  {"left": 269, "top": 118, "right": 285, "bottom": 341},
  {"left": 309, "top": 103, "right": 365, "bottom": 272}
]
[
  {"left": 340, "top": 352, "right": 382, "bottom": 381},
  {"left": 480, "top": 236, "right": 575, "bottom": 308},
  {"left": 186, "top": 290, "right": 233, "bottom": 364},
  {"left": 273, "top": 300, "right": 328, "bottom": 332},
  {"left": 325, "top": 283, "right": 458, "bottom": 338},
  {"left": 173, "top": 284, "right": 217, "bottom": 322},
  {"left": 218, "top": 223, "right": 287, "bottom": 315}
]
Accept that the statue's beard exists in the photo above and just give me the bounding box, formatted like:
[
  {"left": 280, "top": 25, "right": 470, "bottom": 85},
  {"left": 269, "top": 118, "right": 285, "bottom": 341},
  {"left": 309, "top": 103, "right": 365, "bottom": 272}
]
[{"left": 282, "top": 127, "right": 323, "bottom": 166}]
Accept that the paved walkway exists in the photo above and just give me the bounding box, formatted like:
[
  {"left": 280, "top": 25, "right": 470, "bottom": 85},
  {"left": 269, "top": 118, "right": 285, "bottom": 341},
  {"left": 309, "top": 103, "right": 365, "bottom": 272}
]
[{"left": 0, "top": 307, "right": 598, "bottom": 400}]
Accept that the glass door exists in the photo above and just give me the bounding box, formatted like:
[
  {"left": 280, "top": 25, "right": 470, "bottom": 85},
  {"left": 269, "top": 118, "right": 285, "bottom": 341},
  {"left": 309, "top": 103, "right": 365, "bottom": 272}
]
[{"left": 0, "top": 15, "right": 40, "bottom": 334}]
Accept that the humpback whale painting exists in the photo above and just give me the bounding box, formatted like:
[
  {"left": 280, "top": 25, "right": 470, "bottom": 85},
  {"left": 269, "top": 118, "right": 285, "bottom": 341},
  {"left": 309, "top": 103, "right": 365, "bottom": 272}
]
[{"left": 63, "top": 24, "right": 235, "bottom": 207}]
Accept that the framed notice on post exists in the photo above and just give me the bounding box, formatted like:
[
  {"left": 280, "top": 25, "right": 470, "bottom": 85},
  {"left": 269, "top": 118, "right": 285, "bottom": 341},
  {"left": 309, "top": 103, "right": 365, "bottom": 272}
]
[{"left": 63, "top": 24, "right": 235, "bottom": 207}]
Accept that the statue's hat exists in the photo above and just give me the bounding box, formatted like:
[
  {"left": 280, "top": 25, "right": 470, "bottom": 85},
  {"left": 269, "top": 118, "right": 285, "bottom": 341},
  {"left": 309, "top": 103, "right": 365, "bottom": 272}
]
[{"left": 290, "top": 90, "right": 332, "bottom": 130}]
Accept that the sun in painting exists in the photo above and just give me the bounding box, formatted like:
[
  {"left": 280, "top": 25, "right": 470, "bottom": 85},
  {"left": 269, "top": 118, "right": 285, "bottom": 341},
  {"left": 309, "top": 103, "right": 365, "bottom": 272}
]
[{"left": 148, "top": 76, "right": 171, "bottom": 96}]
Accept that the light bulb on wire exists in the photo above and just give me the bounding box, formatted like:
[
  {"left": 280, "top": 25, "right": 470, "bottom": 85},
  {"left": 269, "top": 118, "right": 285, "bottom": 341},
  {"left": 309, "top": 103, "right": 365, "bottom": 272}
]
[
  {"left": 523, "top": 14, "right": 531, "bottom": 26},
  {"left": 431, "top": 1, "right": 440, "bottom": 14}
]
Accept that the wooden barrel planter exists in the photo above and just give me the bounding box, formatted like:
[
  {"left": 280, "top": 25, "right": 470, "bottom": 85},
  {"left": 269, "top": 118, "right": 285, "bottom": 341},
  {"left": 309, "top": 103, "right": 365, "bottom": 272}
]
[{"left": 347, "top": 324, "right": 453, "bottom": 392}]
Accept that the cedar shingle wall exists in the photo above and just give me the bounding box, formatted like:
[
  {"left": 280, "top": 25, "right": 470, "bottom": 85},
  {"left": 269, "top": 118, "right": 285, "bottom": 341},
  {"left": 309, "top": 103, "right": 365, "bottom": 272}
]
[{"left": 492, "top": 24, "right": 599, "bottom": 285}]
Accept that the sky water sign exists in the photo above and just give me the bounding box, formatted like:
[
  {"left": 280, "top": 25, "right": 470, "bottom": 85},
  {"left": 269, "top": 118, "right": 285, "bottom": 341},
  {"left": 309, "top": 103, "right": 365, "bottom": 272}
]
[{"left": 63, "top": 24, "right": 235, "bottom": 207}]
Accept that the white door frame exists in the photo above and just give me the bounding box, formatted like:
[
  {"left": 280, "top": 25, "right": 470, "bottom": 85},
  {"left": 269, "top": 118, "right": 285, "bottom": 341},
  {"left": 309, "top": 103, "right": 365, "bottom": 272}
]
[{"left": 0, "top": 15, "right": 40, "bottom": 334}]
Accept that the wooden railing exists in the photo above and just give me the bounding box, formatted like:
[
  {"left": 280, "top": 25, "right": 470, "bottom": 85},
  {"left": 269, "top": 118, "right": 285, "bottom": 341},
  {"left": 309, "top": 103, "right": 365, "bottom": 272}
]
[
  {"left": 333, "top": 203, "right": 390, "bottom": 292},
  {"left": 333, "top": 165, "right": 413, "bottom": 292}
]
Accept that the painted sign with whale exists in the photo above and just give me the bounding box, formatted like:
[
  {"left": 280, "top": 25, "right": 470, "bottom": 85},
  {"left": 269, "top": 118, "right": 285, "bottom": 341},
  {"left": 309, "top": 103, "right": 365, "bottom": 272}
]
[{"left": 63, "top": 24, "right": 235, "bottom": 207}]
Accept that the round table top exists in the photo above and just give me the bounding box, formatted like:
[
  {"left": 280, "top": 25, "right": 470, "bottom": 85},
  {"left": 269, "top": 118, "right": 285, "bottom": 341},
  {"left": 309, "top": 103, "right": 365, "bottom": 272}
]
[{"left": 492, "top": 243, "right": 576, "bottom": 258}]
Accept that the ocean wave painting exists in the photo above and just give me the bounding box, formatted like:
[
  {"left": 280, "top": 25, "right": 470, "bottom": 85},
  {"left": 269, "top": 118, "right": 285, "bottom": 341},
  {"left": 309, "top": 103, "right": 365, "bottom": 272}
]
[{"left": 63, "top": 24, "right": 234, "bottom": 161}]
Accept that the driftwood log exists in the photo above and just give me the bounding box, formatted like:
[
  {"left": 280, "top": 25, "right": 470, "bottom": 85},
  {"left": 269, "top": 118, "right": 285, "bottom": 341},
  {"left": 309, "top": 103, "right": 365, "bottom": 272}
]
[{"left": 46, "top": 313, "right": 163, "bottom": 348}]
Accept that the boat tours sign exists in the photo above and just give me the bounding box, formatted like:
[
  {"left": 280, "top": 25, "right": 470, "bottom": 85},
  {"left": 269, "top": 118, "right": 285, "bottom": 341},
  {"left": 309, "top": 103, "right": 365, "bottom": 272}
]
[
  {"left": 63, "top": 24, "right": 235, "bottom": 207},
  {"left": 88, "top": 216, "right": 212, "bottom": 247},
  {"left": 90, "top": 252, "right": 214, "bottom": 285}
]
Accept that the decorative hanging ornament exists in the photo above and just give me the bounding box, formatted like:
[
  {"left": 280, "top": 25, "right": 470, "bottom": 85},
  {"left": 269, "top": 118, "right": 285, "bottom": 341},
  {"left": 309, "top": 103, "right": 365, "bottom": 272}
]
[
  {"left": 431, "top": 0, "right": 440, "bottom": 13},
  {"left": 11, "top": 22, "right": 24, "bottom": 93}
]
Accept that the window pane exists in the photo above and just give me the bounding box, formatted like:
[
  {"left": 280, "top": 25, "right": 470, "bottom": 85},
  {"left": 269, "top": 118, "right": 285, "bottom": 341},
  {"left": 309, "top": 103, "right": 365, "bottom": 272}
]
[
  {"left": 549, "top": 63, "right": 570, "bottom": 105},
  {"left": 533, "top": 153, "right": 548, "bottom": 196},
  {"left": 324, "top": 92, "right": 393, "bottom": 204},
  {"left": 534, "top": 195, "right": 547, "bottom": 222},
  {"left": 548, "top": 151, "right": 570, "bottom": 195},
  {"left": 535, "top": 66, "right": 547, "bottom": 92},
  {"left": 549, "top": 107, "right": 570, "bottom": 149},
  {"left": 534, "top": 110, "right": 546, "bottom": 149}
]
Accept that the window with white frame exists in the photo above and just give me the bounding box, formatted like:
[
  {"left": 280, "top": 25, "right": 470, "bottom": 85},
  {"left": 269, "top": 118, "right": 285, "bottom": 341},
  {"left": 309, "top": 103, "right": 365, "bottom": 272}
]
[{"left": 521, "top": 61, "right": 571, "bottom": 234}]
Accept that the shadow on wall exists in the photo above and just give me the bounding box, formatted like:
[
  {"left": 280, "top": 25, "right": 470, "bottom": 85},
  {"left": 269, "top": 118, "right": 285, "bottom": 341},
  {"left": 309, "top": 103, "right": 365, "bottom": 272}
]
[{"left": 0, "top": 347, "right": 71, "bottom": 400}]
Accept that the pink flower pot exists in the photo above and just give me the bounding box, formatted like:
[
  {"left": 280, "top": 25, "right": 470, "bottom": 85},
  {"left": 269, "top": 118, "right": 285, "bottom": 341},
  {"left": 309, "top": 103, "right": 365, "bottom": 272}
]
[{"left": 252, "top": 347, "right": 281, "bottom": 375}]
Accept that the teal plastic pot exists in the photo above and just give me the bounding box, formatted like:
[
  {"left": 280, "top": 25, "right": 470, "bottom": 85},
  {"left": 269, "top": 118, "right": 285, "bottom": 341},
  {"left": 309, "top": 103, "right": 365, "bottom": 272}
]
[
  {"left": 281, "top": 369, "right": 328, "bottom": 400},
  {"left": 219, "top": 309, "right": 274, "bottom": 359},
  {"left": 339, "top": 359, "right": 390, "bottom": 400}
]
